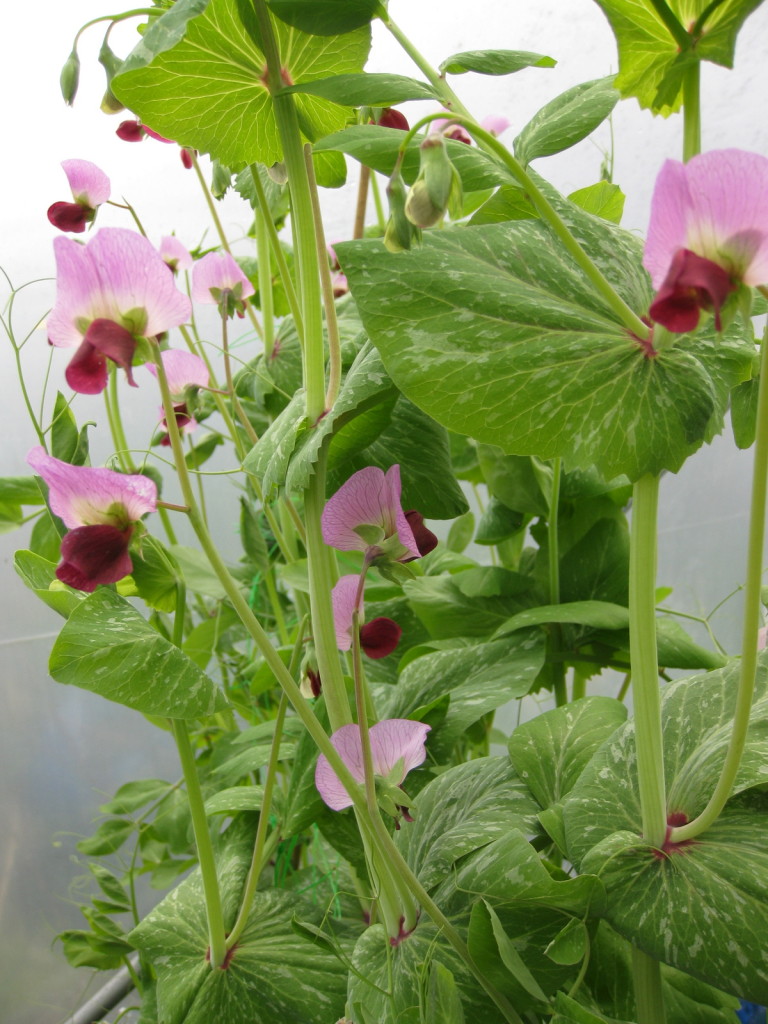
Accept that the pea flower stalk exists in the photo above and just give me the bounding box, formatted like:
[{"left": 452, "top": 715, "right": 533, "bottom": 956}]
[
  {"left": 644, "top": 149, "right": 768, "bottom": 333},
  {"left": 47, "top": 159, "right": 111, "bottom": 234},
  {"left": 47, "top": 227, "right": 192, "bottom": 395},
  {"left": 27, "top": 447, "right": 157, "bottom": 592}
]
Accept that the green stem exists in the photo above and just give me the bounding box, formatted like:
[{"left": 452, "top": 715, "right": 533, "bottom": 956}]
[
  {"left": 104, "top": 373, "right": 132, "bottom": 472},
  {"left": 682, "top": 62, "right": 701, "bottom": 163},
  {"left": 264, "top": 568, "right": 289, "bottom": 646},
  {"left": 303, "top": 146, "right": 342, "bottom": 410},
  {"left": 252, "top": 1, "right": 326, "bottom": 423},
  {"left": 632, "top": 947, "right": 667, "bottom": 1024},
  {"left": 629, "top": 474, "right": 667, "bottom": 848},
  {"left": 170, "top": 719, "right": 227, "bottom": 968},
  {"left": 646, "top": 0, "right": 690, "bottom": 48},
  {"left": 670, "top": 321, "right": 768, "bottom": 844},
  {"left": 248, "top": 165, "right": 304, "bottom": 338},
  {"left": 254, "top": 209, "right": 275, "bottom": 358},
  {"left": 370, "top": 171, "right": 386, "bottom": 233},
  {"left": 72, "top": 9, "right": 156, "bottom": 47},
  {"left": 548, "top": 458, "right": 567, "bottom": 706},
  {"left": 220, "top": 310, "right": 260, "bottom": 446},
  {"left": 414, "top": 115, "right": 650, "bottom": 339}
]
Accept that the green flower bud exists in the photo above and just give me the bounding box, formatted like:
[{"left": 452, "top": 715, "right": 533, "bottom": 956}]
[
  {"left": 384, "top": 171, "right": 421, "bottom": 253},
  {"left": 60, "top": 50, "right": 81, "bottom": 106},
  {"left": 98, "top": 41, "right": 125, "bottom": 113},
  {"left": 405, "top": 134, "right": 463, "bottom": 229}
]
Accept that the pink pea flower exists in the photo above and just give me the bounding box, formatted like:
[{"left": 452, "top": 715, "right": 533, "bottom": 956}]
[
  {"left": 322, "top": 465, "right": 421, "bottom": 564},
  {"left": 146, "top": 349, "right": 209, "bottom": 445},
  {"left": 431, "top": 115, "right": 472, "bottom": 145},
  {"left": 47, "top": 159, "right": 111, "bottom": 234},
  {"left": 332, "top": 574, "right": 402, "bottom": 659},
  {"left": 315, "top": 718, "right": 431, "bottom": 811},
  {"left": 47, "top": 227, "right": 191, "bottom": 395},
  {"left": 644, "top": 149, "right": 768, "bottom": 333},
  {"left": 27, "top": 447, "right": 157, "bottom": 592},
  {"left": 481, "top": 114, "right": 510, "bottom": 137},
  {"left": 191, "top": 251, "right": 255, "bottom": 318},
  {"left": 159, "top": 236, "right": 193, "bottom": 274}
]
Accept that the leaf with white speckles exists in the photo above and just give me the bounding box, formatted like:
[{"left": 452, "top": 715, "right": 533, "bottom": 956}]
[
  {"left": 49, "top": 589, "right": 227, "bottom": 719},
  {"left": 337, "top": 203, "right": 754, "bottom": 482}
]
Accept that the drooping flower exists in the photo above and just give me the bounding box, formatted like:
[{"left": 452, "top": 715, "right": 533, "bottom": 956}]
[
  {"left": 159, "top": 236, "right": 193, "bottom": 274},
  {"left": 47, "top": 227, "right": 191, "bottom": 395},
  {"left": 146, "top": 349, "right": 209, "bottom": 444},
  {"left": 322, "top": 465, "right": 422, "bottom": 564},
  {"left": 47, "top": 159, "right": 111, "bottom": 233},
  {"left": 430, "top": 115, "right": 472, "bottom": 145},
  {"left": 191, "top": 251, "right": 255, "bottom": 318},
  {"left": 27, "top": 447, "right": 157, "bottom": 592},
  {"left": 315, "top": 719, "right": 431, "bottom": 811},
  {"left": 116, "top": 119, "right": 173, "bottom": 144},
  {"left": 327, "top": 243, "right": 349, "bottom": 298},
  {"left": 377, "top": 108, "right": 409, "bottom": 131},
  {"left": 644, "top": 149, "right": 768, "bottom": 333},
  {"left": 332, "top": 574, "right": 402, "bottom": 659}
]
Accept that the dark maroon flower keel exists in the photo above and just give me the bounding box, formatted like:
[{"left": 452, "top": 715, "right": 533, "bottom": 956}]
[
  {"left": 359, "top": 617, "right": 402, "bottom": 659},
  {"left": 65, "top": 319, "right": 138, "bottom": 394},
  {"left": 56, "top": 524, "right": 134, "bottom": 592},
  {"left": 47, "top": 201, "right": 90, "bottom": 233},
  {"left": 403, "top": 510, "right": 438, "bottom": 557},
  {"left": 649, "top": 248, "right": 735, "bottom": 333}
]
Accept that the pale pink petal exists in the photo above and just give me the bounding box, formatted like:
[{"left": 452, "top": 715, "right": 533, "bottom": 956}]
[
  {"left": 27, "top": 447, "right": 157, "bottom": 529},
  {"left": 146, "top": 349, "right": 209, "bottom": 398},
  {"left": 47, "top": 229, "right": 191, "bottom": 349},
  {"left": 321, "top": 465, "right": 418, "bottom": 558},
  {"left": 643, "top": 159, "right": 691, "bottom": 289},
  {"left": 331, "top": 574, "right": 363, "bottom": 651},
  {"left": 314, "top": 718, "right": 431, "bottom": 811},
  {"left": 481, "top": 115, "right": 510, "bottom": 137},
  {"left": 61, "top": 159, "right": 111, "bottom": 207},
  {"left": 191, "top": 251, "right": 255, "bottom": 304},
  {"left": 369, "top": 719, "right": 431, "bottom": 781},
  {"left": 315, "top": 723, "right": 366, "bottom": 810},
  {"left": 159, "top": 235, "right": 193, "bottom": 272}
]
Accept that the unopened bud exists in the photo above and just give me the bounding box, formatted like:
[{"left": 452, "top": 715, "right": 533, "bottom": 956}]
[
  {"left": 116, "top": 119, "right": 144, "bottom": 142},
  {"left": 405, "top": 135, "right": 462, "bottom": 229},
  {"left": 60, "top": 50, "right": 80, "bottom": 106},
  {"left": 98, "top": 41, "right": 125, "bottom": 114},
  {"left": 384, "top": 172, "right": 421, "bottom": 253},
  {"left": 180, "top": 147, "right": 195, "bottom": 170},
  {"left": 211, "top": 160, "right": 232, "bottom": 199},
  {"left": 100, "top": 89, "right": 125, "bottom": 114}
]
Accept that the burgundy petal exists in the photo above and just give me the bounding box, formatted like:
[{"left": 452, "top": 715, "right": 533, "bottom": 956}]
[
  {"left": 403, "top": 510, "right": 438, "bottom": 557},
  {"left": 116, "top": 119, "right": 145, "bottom": 142},
  {"left": 360, "top": 617, "right": 402, "bottom": 659},
  {"left": 649, "top": 248, "right": 735, "bottom": 333},
  {"left": 65, "top": 340, "right": 109, "bottom": 394},
  {"left": 56, "top": 524, "right": 133, "bottom": 591},
  {"left": 180, "top": 147, "right": 194, "bottom": 169},
  {"left": 47, "top": 201, "right": 89, "bottom": 233},
  {"left": 85, "top": 318, "right": 138, "bottom": 386},
  {"left": 377, "top": 108, "right": 409, "bottom": 131}
]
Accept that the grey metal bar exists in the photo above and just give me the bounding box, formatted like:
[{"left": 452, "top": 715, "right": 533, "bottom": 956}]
[{"left": 61, "top": 955, "right": 140, "bottom": 1024}]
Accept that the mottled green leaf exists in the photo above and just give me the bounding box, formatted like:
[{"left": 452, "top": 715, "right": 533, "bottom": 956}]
[
  {"left": 14, "top": 549, "right": 83, "bottom": 617},
  {"left": 568, "top": 181, "right": 625, "bottom": 224},
  {"left": 514, "top": 77, "right": 619, "bottom": 165},
  {"left": 285, "top": 72, "right": 438, "bottom": 105},
  {"left": 439, "top": 49, "right": 556, "bottom": 75},
  {"left": 267, "top": 0, "right": 379, "bottom": 35}
]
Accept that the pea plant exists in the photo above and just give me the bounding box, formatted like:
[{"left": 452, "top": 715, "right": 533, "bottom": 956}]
[{"left": 5, "top": 1, "right": 768, "bottom": 1022}]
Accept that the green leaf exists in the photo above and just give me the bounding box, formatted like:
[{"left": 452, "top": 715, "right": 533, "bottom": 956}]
[
  {"left": 396, "top": 757, "right": 541, "bottom": 889},
  {"left": 171, "top": 545, "right": 229, "bottom": 599},
  {"left": 381, "top": 634, "right": 545, "bottom": 754},
  {"left": 113, "top": 0, "right": 371, "bottom": 169},
  {"left": 130, "top": 821, "right": 347, "bottom": 1024},
  {"left": 51, "top": 391, "right": 91, "bottom": 465},
  {"left": 474, "top": 899, "right": 549, "bottom": 1003},
  {"left": 446, "top": 511, "right": 475, "bottom": 553},
  {"left": 508, "top": 697, "right": 628, "bottom": 809},
  {"left": 593, "top": 0, "right": 765, "bottom": 113},
  {"left": 239, "top": 497, "right": 270, "bottom": 572},
  {"left": 403, "top": 567, "right": 535, "bottom": 639},
  {"left": 100, "top": 778, "right": 174, "bottom": 814},
  {"left": 440, "top": 49, "right": 556, "bottom": 75},
  {"left": 59, "top": 928, "right": 132, "bottom": 970},
  {"left": 562, "top": 657, "right": 768, "bottom": 1002},
  {"left": 552, "top": 991, "right": 633, "bottom": 1024},
  {"left": 244, "top": 390, "right": 307, "bottom": 499},
  {"left": 130, "top": 536, "right": 181, "bottom": 612},
  {"left": 267, "top": 0, "right": 380, "bottom": 35},
  {"left": 545, "top": 920, "right": 589, "bottom": 966},
  {"left": 468, "top": 185, "right": 538, "bottom": 225},
  {"left": 337, "top": 208, "right": 754, "bottom": 482},
  {"left": 183, "top": 606, "right": 240, "bottom": 669},
  {"left": 426, "top": 961, "right": 466, "bottom": 1024},
  {"left": 204, "top": 785, "right": 264, "bottom": 814},
  {"left": 14, "top": 550, "right": 84, "bottom": 617},
  {"left": 513, "top": 77, "right": 619, "bottom": 165},
  {"left": 494, "top": 601, "right": 631, "bottom": 638},
  {"left": 285, "top": 72, "right": 438, "bottom": 105},
  {"left": 185, "top": 433, "right": 224, "bottom": 469},
  {"left": 475, "top": 497, "right": 524, "bottom": 545},
  {"left": 78, "top": 818, "right": 136, "bottom": 856},
  {"left": 0, "top": 476, "right": 45, "bottom": 507},
  {"left": 568, "top": 182, "right": 625, "bottom": 224},
  {"left": 731, "top": 375, "right": 759, "bottom": 449},
  {"left": 49, "top": 589, "right": 228, "bottom": 718},
  {"left": 315, "top": 125, "right": 513, "bottom": 193}
]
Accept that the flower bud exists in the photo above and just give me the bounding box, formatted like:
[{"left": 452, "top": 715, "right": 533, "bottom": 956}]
[
  {"left": 405, "top": 135, "right": 462, "bottom": 229},
  {"left": 211, "top": 160, "right": 232, "bottom": 199},
  {"left": 98, "top": 41, "right": 125, "bottom": 114},
  {"left": 384, "top": 172, "right": 421, "bottom": 253},
  {"left": 60, "top": 50, "right": 80, "bottom": 106}
]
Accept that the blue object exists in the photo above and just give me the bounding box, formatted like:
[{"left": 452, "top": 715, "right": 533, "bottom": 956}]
[{"left": 737, "top": 1001, "right": 767, "bottom": 1024}]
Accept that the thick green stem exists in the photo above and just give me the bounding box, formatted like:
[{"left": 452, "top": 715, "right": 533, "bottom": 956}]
[
  {"left": 646, "top": 0, "right": 690, "bottom": 48},
  {"left": 682, "top": 62, "right": 701, "bottom": 163},
  {"left": 670, "top": 322, "right": 768, "bottom": 843},
  {"left": 171, "top": 719, "right": 227, "bottom": 968},
  {"left": 252, "top": 0, "right": 326, "bottom": 422},
  {"left": 254, "top": 210, "right": 275, "bottom": 358},
  {"left": 632, "top": 947, "right": 667, "bottom": 1024},
  {"left": 629, "top": 474, "right": 667, "bottom": 848}
]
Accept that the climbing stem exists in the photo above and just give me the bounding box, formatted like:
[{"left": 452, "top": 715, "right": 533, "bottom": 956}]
[
  {"left": 629, "top": 473, "right": 667, "bottom": 847},
  {"left": 252, "top": 0, "right": 326, "bottom": 423},
  {"left": 670, "top": 320, "right": 768, "bottom": 843},
  {"left": 171, "top": 718, "right": 227, "bottom": 968}
]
